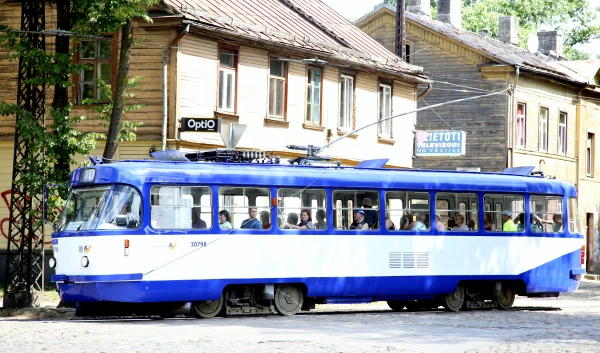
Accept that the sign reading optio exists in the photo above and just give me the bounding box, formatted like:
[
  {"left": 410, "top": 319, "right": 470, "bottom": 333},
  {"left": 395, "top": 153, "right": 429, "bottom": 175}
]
[{"left": 180, "top": 117, "right": 221, "bottom": 133}]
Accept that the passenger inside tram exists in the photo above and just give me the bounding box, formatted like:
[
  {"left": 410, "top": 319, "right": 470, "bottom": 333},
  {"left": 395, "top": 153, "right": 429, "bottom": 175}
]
[
  {"left": 192, "top": 209, "right": 207, "bottom": 229},
  {"left": 314, "top": 209, "right": 327, "bottom": 229},
  {"left": 218, "top": 210, "right": 233, "bottom": 229},
  {"left": 260, "top": 211, "right": 271, "bottom": 229},
  {"left": 286, "top": 209, "right": 315, "bottom": 230}
]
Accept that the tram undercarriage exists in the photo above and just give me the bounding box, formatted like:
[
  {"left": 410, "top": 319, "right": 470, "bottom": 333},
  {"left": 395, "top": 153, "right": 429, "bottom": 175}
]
[{"left": 72, "top": 280, "right": 558, "bottom": 318}]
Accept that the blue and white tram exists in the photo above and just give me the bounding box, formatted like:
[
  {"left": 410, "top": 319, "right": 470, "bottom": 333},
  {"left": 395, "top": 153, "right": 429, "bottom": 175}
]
[{"left": 50, "top": 157, "right": 586, "bottom": 317}]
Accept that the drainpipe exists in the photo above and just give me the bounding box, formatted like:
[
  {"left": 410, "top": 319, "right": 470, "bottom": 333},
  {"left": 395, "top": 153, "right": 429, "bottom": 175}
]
[
  {"left": 509, "top": 66, "right": 520, "bottom": 168},
  {"left": 162, "top": 24, "right": 190, "bottom": 151},
  {"left": 417, "top": 82, "right": 432, "bottom": 101}
]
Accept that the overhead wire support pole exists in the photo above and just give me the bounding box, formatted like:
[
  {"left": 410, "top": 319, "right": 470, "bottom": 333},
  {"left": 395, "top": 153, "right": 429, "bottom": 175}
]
[
  {"left": 3, "top": 0, "right": 46, "bottom": 308},
  {"left": 319, "top": 88, "right": 511, "bottom": 153}
]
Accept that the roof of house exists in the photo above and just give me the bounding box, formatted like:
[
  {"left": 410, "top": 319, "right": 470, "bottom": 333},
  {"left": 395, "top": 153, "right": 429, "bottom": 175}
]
[
  {"left": 158, "top": 0, "right": 429, "bottom": 83},
  {"left": 355, "top": 4, "right": 591, "bottom": 86}
]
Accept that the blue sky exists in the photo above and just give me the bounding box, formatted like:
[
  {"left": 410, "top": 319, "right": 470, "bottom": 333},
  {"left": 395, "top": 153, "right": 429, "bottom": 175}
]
[{"left": 323, "top": 0, "right": 600, "bottom": 58}]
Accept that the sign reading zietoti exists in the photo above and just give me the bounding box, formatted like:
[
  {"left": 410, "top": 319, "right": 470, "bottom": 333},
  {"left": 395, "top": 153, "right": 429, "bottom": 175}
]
[
  {"left": 180, "top": 117, "right": 221, "bottom": 133},
  {"left": 415, "top": 130, "right": 466, "bottom": 157}
]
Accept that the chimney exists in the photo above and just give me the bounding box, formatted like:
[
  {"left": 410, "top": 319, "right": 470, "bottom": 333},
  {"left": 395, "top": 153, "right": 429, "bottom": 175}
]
[
  {"left": 436, "top": 0, "right": 461, "bottom": 29},
  {"left": 498, "top": 16, "right": 518, "bottom": 45},
  {"left": 406, "top": 0, "right": 431, "bottom": 17},
  {"left": 537, "top": 31, "right": 563, "bottom": 58},
  {"left": 481, "top": 28, "right": 489, "bottom": 38}
]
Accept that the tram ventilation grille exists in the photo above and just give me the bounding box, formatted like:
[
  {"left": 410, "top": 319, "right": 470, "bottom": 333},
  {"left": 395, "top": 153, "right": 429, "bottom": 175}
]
[{"left": 389, "top": 252, "right": 429, "bottom": 269}]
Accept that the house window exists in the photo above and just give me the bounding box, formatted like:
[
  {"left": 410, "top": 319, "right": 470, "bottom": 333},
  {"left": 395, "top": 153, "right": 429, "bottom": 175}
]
[
  {"left": 587, "top": 133, "right": 595, "bottom": 177},
  {"left": 339, "top": 74, "right": 354, "bottom": 130},
  {"left": 538, "top": 107, "right": 548, "bottom": 152},
  {"left": 218, "top": 50, "right": 237, "bottom": 113},
  {"left": 516, "top": 103, "right": 526, "bottom": 148},
  {"left": 558, "top": 112, "right": 567, "bottom": 155},
  {"left": 268, "top": 58, "right": 286, "bottom": 118},
  {"left": 379, "top": 83, "right": 392, "bottom": 137},
  {"left": 78, "top": 38, "right": 115, "bottom": 101},
  {"left": 405, "top": 43, "right": 411, "bottom": 63},
  {"left": 306, "top": 66, "right": 322, "bottom": 124}
]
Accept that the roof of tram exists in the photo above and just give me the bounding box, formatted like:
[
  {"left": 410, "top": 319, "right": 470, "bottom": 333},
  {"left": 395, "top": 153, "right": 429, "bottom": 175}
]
[{"left": 73, "top": 160, "right": 577, "bottom": 197}]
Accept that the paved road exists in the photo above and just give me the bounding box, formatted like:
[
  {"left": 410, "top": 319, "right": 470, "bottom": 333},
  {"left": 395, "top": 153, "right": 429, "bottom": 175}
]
[{"left": 1, "top": 280, "right": 599, "bottom": 353}]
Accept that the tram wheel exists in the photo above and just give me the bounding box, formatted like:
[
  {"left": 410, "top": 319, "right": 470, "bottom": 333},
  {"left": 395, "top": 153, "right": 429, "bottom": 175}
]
[
  {"left": 441, "top": 285, "right": 465, "bottom": 312},
  {"left": 387, "top": 300, "right": 407, "bottom": 311},
  {"left": 495, "top": 285, "right": 515, "bottom": 310},
  {"left": 191, "top": 294, "right": 224, "bottom": 318},
  {"left": 274, "top": 284, "right": 304, "bottom": 316}
]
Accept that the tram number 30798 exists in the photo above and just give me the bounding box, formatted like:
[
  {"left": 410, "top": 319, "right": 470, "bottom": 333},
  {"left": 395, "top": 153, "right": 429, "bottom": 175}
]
[{"left": 191, "top": 241, "right": 207, "bottom": 248}]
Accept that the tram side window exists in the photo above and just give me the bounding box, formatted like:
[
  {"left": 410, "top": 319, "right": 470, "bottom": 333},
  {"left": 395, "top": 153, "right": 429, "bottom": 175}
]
[
  {"left": 219, "top": 186, "right": 270, "bottom": 229},
  {"left": 277, "top": 188, "right": 327, "bottom": 230},
  {"left": 567, "top": 197, "right": 580, "bottom": 233},
  {"left": 150, "top": 186, "right": 212, "bottom": 229},
  {"left": 332, "top": 190, "right": 379, "bottom": 230},
  {"left": 484, "top": 194, "right": 524, "bottom": 232},
  {"left": 436, "top": 192, "right": 478, "bottom": 231},
  {"left": 385, "top": 191, "right": 429, "bottom": 231},
  {"left": 97, "top": 185, "right": 142, "bottom": 229},
  {"left": 530, "top": 195, "right": 563, "bottom": 233}
]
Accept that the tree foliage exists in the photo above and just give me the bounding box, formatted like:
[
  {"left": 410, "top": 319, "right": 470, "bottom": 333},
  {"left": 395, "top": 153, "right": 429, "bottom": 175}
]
[
  {"left": 0, "top": 0, "right": 157, "bottom": 225},
  {"left": 461, "top": 0, "right": 600, "bottom": 59},
  {"left": 380, "top": 0, "right": 599, "bottom": 59}
]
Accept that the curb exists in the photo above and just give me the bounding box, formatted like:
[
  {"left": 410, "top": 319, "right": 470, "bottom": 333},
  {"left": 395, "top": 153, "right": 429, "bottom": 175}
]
[{"left": 583, "top": 274, "right": 600, "bottom": 281}]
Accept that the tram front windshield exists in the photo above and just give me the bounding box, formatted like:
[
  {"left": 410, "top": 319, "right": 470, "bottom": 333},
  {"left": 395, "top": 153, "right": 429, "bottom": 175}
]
[{"left": 57, "top": 185, "right": 141, "bottom": 232}]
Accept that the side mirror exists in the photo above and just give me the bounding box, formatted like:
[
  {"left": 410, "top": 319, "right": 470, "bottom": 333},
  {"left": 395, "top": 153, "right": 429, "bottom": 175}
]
[{"left": 116, "top": 215, "right": 128, "bottom": 226}]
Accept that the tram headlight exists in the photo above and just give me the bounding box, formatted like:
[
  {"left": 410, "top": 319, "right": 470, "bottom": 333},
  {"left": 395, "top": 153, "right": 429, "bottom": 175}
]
[
  {"left": 81, "top": 256, "right": 90, "bottom": 268},
  {"left": 49, "top": 257, "right": 56, "bottom": 269}
]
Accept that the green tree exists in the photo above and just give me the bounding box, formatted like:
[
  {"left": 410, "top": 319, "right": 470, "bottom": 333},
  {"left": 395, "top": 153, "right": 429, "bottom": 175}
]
[
  {"left": 72, "top": 0, "right": 158, "bottom": 160},
  {"left": 379, "top": 0, "right": 600, "bottom": 59}
]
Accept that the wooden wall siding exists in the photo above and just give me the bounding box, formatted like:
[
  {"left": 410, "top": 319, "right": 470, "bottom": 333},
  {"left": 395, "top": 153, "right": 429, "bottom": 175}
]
[
  {"left": 0, "top": 2, "right": 170, "bottom": 141},
  {"left": 177, "top": 34, "right": 220, "bottom": 147},
  {"left": 407, "top": 39, "right": 508, "bottom": 172},
  {"left": 393, "top": 80, "right": 418, "bottom": 166},
  {"left": 358, "top": 14, "right": 396, "bottom": 53},
  {"left": 514, "top": 76, "right": 578, "bottom": 160},
  {"left": 406, "top": 22, "right": 489, "bottom": 66},
  {"left": 178, "top": 35, "right": 218, "bottom": 118},
  {"left": 322, "top": 66, "right": 340, "bottom": 131}
]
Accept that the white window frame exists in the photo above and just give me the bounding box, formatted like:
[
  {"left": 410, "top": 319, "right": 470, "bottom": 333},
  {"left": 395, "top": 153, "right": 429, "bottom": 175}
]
[
  {"left": 218, "top": 50, "right": 236, "bottom": 113},
  {"left": 558, "top": 111, "right": 567, "bottom": 155},
  {"left": 539, "top": 107, "right": 548, "bottom": 152},
  {"left": 379, "top": 83, "right": 392, "bottom": 138},
  {"left": 339, "top": 74, "right": 354, "bottom": 130},
  {"left": 306, "top": 66, "right": 322, "bottom": 125},
  {"left": 268, "top": 58, "right": 286, "bottom": 119},
  {"left": 516, "top": 103, "right": 526, "bottom": 148}
]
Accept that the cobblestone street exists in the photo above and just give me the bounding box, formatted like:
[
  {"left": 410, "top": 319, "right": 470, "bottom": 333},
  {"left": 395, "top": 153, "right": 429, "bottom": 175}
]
[{"left": 1, "top": 280, "right": 599, "bottom": 353}]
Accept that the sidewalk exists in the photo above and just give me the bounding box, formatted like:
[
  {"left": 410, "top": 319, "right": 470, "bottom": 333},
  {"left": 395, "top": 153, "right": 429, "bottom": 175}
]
[{"left": 583, "top": 273, "right": 600, "bottom": 281}]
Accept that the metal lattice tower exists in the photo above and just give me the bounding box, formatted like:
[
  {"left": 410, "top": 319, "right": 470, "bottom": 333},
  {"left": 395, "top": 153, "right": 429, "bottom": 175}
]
[{"left": 2, "top": 0, "right": 46, "bottom": 308}]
